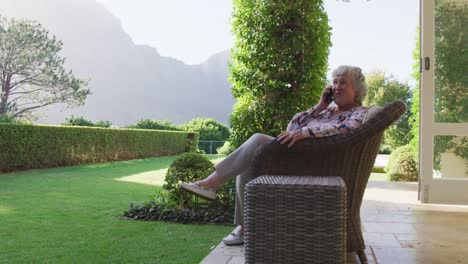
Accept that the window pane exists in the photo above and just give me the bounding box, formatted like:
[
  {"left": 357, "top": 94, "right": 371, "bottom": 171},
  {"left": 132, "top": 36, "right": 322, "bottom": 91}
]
[
  {"left": 434, "top": 0, "right": 467, "bottom": 123},
  {"left": 433, "top": 136, "right": 468, "bottom": 178}
]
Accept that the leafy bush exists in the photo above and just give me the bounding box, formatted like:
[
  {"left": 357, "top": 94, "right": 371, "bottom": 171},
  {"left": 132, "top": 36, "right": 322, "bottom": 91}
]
[
  {"left": 163, "top": 153, "right": 215, "bottom": 208},
  {"left": 180, "top": 118, "right": 230, "bottom": 141},
  {"left": 379, "top": 144, "right": 393, "bottom": 155},
  {"left": 385, "top": 145, "right": 418, "bottom": 182},
  {"left": 162, "top": 153, "right": 236, "bottom": 210},
  {"left": 0, "top": 123, "right": 197, "bottom": 172},
  {"left": 216, "top": 141, "right": 233, "bottom": 155},
  {"left": 94, "top": 120, "right": 112, "bottom": 128},
  {"left": 62, "top": 116, "right": 112, "bottom": 128},
  {"left": 364, "top": 71, "right": 413, "bottom": 150},
  {"left": 180, "top": 118, "right": 230, "bottom": 154},
  {"left": 129, "top": 119, "right": 181, "bottom": 131},
  {"left": 0, "top": 114, "right": 21, "bottom": 124}
]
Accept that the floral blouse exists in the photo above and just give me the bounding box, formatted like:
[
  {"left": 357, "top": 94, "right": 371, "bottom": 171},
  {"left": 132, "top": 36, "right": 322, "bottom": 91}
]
[{"left": 286, "top": 105, "right": 368, "bottom": 137}]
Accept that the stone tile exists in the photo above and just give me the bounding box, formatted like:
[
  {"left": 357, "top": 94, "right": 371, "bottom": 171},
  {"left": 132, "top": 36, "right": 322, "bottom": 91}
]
[
  {"left": 372, "top": 247, "right": 468, "bottom": 264},
  {"left": 363, "top": 233, "right": 401, "bottom": 247},
  {"left": 210, "top": 243, "right": 244, "bottom": 256},
  {"left": 200, "top": 254, "right": 233, "bottom": 264},
  {"left": 363, "top": 222, "right": 416, "bottom": 234},
  {"left": 202, "top": 182, "right": 468, "bottom": 264},
  {"left": 227, "top": 256, "right": 245, "bottom": 264},
  {"left": 362, "top": 213, "right": 417, "bottom": 223}
]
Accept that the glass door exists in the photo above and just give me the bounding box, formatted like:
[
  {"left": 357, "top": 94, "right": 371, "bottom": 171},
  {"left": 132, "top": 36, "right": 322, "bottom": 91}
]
[{"left": 420, "top": 0, "right": 468, "bottom": 204}]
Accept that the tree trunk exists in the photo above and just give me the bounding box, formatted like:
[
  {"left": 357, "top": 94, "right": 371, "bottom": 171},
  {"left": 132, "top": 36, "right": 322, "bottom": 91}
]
[{"left": 0, "top": 75, "right": 11, "bottom": 115}]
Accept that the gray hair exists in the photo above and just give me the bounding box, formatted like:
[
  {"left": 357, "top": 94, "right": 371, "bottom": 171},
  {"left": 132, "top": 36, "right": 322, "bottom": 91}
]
[{"left": 331, "top": 65, "right": 368, "bottom": 105}]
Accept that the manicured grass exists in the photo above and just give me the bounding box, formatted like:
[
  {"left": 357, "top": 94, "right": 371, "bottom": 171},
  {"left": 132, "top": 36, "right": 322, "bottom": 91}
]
[
  {"left": 0, "top": 154, "right": 232, "bottom": 264},
  {"left": 0, "top": 152, "right": 389, "bottom": 263}
]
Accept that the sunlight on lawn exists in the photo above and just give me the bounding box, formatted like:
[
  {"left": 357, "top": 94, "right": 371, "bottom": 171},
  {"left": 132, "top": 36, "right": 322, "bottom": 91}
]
[
  {"left": 115, "top": 156, "right": 226, "bottom": 186},
  {"left": 0, "top": 205, "right": 13, "bottom": 215},
  {"left": 115, "top": 168, "right": 168, "bottom": 186}
]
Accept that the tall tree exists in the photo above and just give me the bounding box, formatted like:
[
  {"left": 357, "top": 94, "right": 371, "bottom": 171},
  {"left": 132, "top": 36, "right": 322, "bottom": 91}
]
[
  {"left": 0, "top": 16, "right": 89, "bottom": 119},
  {"left": 364, "top": 71, "right": 413, "bottom": 150},
  {"left": 228, "top": 0, "right": 332, "bottom": 149}
]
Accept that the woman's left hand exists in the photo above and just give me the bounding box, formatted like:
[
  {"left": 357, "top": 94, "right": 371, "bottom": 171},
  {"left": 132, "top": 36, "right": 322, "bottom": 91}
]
[{"left": 277, "top": 129, "right": 308, "bottom": 148}]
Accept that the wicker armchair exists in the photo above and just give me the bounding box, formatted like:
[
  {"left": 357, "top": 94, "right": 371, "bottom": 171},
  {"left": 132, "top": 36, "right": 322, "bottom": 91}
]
[{"left": 250, "top": 100, "right": 406, "bottom": 263}]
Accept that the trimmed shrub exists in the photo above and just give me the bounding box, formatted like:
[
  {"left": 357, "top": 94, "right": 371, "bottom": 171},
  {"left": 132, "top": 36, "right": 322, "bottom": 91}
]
[
  {"left": 0, "top": 123, "right": 198, "bottom": 172},
  {"left": 163, "top": 153, "right": 215, "bottom": 208},
  {"left": 385, "top": 145, "right": 418, "bottom": 182},
  {"left": 162, "top": 153, "right": 236, "bottom": 210}
]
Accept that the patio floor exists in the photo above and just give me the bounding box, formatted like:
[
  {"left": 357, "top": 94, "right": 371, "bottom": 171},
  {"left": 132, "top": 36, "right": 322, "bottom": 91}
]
[{"left": 200, "top": 181, "right": 468, "bottom": 264}]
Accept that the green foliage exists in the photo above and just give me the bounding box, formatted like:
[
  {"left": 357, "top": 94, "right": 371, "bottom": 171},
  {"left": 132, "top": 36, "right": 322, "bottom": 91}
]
[
  {"left": 385, "top": 145, "right": 418, "bottom": 182},
  {"left": 94, "top": 120, "right": 112, "bottom": 128},
  {"left": 0, "top": 123, "right": 197, "bottom": 172},
  {"left": 63, "top": 116, "right": 94, "bottom": 126},
  {"left": 129, "top": 119, "right": 181, "bottom": 131},
  {"left": 0, "top": 16, "right": 89, "bottom": 119},
  {"left": 434, "top": 2, "right": 467, "bottom": 123},
  {"left": 216, "top": 141, "right": 233, "bottom": 155},
  {"left": 364, "top": 71, "right": 413, "bottom": 150},
  {"left": 162, "top": 153, "right": 215, "bottom": 208},
  {"left": 0, "top": 114, "right": 20, "bottom": 124},
  {"left": 378, "top": 144, "right": 392, "bottom": 155},
  {"left": 432, "top": 3, "right": 468, "bottom": 170},
  {"left": 123, "top": 202, "right": 234, "bottom": 224},
  {"left": 228, "top": 0, "right": 332, "bottom": 149},
  {"left": 180, "top": 118, "right": 230, "bottom": 141},
  {"left": 62, "top": 116, "right": 112, "bottom": 128},
  {"left": 180, "top": 118, "right": 230, "bottom": 154},
  {"left": 162, "top": 153, "right": 236, "bottom": 209}
]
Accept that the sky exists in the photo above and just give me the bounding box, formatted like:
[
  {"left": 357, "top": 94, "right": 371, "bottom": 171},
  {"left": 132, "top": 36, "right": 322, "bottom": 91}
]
[{"left": 96, "top": 0, "right": 419, "bottom": 83}]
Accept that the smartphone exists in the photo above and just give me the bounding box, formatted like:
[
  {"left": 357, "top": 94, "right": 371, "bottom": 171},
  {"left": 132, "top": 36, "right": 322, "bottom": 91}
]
[{"left": 326, "top": 86, "right": 334, "bottom": 103}]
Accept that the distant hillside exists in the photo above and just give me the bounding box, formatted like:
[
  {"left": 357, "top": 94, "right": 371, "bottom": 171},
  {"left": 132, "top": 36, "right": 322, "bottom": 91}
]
[{"left": 0, "top": 0, "right": 234, "bottom": 126}]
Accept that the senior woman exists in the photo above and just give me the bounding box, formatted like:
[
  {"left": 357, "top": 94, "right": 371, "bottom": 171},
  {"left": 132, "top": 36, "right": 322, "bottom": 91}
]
[{"left": 180, "top": 65, "right": 369, "bottom": 245}]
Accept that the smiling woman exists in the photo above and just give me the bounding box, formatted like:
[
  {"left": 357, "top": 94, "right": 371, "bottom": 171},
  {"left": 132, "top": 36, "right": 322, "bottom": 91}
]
[{"left": 180, "top": 65, "right": 370, "bottom": 246}]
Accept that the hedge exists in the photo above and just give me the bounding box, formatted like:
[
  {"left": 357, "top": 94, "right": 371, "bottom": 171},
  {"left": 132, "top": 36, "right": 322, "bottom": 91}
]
[{"left": 0, "top": 123, "right": 198, "bottom": 172}]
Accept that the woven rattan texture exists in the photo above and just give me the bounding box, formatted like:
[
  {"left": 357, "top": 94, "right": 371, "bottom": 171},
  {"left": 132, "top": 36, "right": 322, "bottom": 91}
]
[{"left": 245, "top": 176, "right": 347, "bottom": 264}]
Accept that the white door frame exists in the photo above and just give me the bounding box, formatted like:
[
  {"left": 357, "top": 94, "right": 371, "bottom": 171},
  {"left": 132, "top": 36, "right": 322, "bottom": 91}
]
[{"left": 420, "top": 0, "right": 468, "bottom": 204}]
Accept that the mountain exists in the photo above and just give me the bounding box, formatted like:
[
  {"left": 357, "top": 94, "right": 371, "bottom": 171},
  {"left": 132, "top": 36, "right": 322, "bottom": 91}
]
[{"left": 0, "top": 0, "right": 235, "bottom": 126}]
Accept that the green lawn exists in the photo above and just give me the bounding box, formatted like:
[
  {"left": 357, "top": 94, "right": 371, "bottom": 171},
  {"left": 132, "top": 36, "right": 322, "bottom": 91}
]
[
  {"left": 0, "top": 154, "right": 232, "bottom": 264},
  {"left": 0, "top": 153, "right": 389, "bottom": 263}
]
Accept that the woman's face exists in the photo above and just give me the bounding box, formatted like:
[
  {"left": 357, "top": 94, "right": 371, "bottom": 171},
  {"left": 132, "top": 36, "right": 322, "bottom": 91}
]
[{"left": 332, "top": 73, "right": 357, "bottom": 107}]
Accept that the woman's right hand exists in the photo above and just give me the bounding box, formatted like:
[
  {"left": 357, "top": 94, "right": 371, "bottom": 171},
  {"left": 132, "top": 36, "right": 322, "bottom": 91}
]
[{"left": 318, "top": 86, "right": 334, "bottom": 108}]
